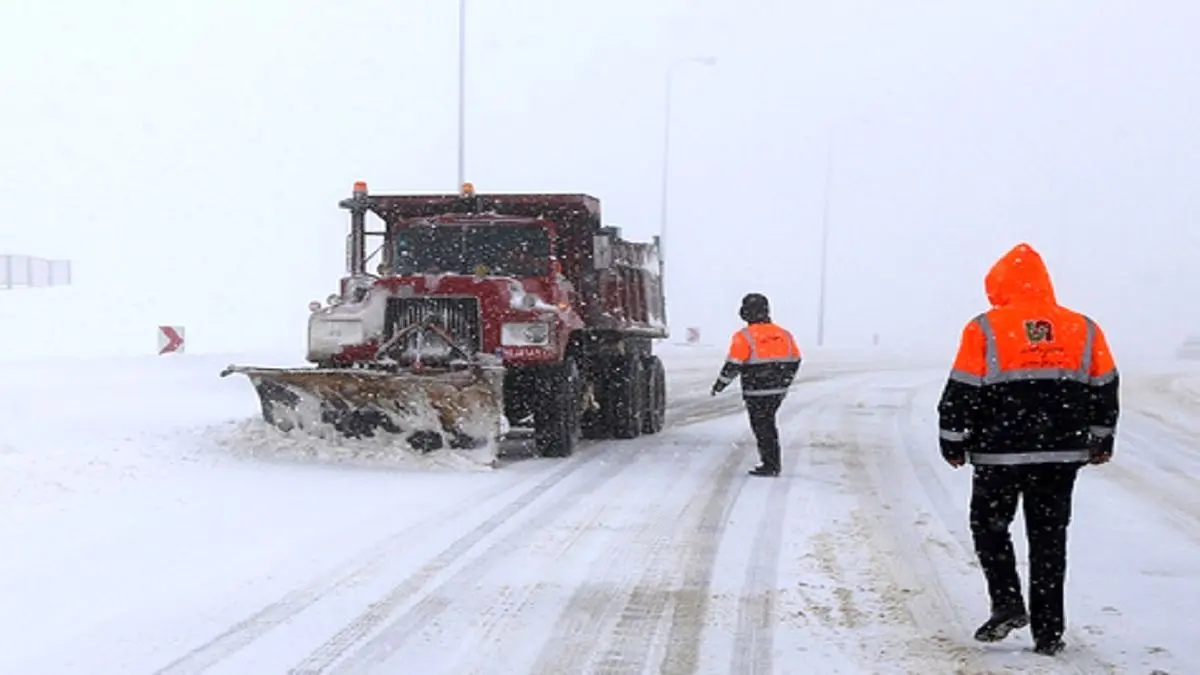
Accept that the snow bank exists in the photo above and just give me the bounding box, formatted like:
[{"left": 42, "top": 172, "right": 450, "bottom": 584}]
[
  {"left": 208, "top": 419, "right": 499, "bottom": 472},
  {"left": 1172, "top": 375, "right": 1200, "bottom": 401},
  {"left": 0, "top": 350, "right": 505, "bottom": 515}
]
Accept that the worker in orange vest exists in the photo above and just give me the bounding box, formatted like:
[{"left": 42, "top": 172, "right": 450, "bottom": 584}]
[
  {"left": 937, "top": 242, "right": 1119, "bottom": 656},
  {"left": 711, "top": 293, "right": 802, "bottom": 476}
]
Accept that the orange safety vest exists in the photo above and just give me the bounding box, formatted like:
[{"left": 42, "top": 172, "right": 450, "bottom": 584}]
[{"left": 728, "top": 323, "right": 802, "bottom": 365}]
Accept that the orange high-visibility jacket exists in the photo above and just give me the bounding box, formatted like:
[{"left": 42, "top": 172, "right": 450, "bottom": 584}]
[
  {"left": 937, "top": 243, "right": 1119, "bottom": 465},
  {"left": 714, "top": 322, "right": 802, "bottom": 397}
]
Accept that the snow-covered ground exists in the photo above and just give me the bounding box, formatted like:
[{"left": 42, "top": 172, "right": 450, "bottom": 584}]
[{"left": 1, "top": 344, "right": 1196, "bottom": 674}]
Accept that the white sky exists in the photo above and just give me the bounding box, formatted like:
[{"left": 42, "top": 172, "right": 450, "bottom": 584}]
[{"left": 2, "top": 1, "right": 1198, "bottom": 361}]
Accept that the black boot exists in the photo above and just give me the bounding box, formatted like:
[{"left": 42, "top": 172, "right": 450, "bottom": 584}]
[
  {"left": 748, "top": 464, "right": 779, "bottom": 477},
  {"left": 973, "top": 606, "right": 1029, "bottom": 642},
  {"left": 1033, "top": 638, "right": 1065, "bottom": 656}
]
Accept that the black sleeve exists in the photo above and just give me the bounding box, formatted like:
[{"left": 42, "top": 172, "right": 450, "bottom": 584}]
[
  {"left": 937, "top": 378, "right": 979, "bottom": 462},
  {"left": 712, "top": 360, "right": 741, "bottom": 393},
  {"left": 781, "top": 358, "right": 801, "bottom": 387},
  {"left": 1085, "top": 318, "right": 1120, "bottom": 456},
  {"left": 1088, "top": 372, "right": 1120, "bottom": 455}
]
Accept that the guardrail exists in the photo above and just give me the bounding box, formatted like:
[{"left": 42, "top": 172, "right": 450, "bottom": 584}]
[{"left": 0, "top": 254, "right": 72, "bottom": 289}]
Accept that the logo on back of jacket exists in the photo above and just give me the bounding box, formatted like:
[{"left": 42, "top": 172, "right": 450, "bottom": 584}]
[
  {"left": 1021, "top": 318, "right": 1067, "bottom": 363},
  {"left": 1025, "top": 319, "right": 1053, "bottom": 344}
]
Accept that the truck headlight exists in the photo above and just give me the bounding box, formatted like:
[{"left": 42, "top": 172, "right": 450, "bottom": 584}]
[
  {"left": 310, "top": 319, "right": 365, "bottom": 349},
  {"left": 501, "top": 322, "right": 550, "bottom": 346}
]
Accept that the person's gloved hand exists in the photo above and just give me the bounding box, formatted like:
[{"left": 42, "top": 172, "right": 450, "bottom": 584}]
[
  {"left": 1088, "top": 432, "right": 1114, "bottom": 464},
  {"left": 939, "top": 430, "right": 969, "bottom": 469},
  {"left": 940, "top": 445, "right": 966, "bottom": 468},
  {"left": 711, "top": 380, "right": 724, "bottom": 396}
]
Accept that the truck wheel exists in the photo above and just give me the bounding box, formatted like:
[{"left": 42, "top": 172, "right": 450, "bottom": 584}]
[
  {"left": 641, "top": 355, "right": 666, "bottom": 434},
  {"left": 611, "top": 351, "right": 645, "bottom": 439},
  {"left": 534, "top": 358, "right": 581, "bottom": 457}
]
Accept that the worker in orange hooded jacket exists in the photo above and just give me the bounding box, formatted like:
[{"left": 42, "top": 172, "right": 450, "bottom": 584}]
[{"left": 937, "top": 243, "right": 1119, "bottom": 657}]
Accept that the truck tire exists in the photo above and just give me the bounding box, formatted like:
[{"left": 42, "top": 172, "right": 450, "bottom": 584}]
[
  {"left": 534, "top": 358, "right": 581, "bottom": 457},
  {"left": 611, "top": 351, "right": 645, "bottom": 439},
  {"left": 641, "top": 355, "right": 666, "bottom": 434}
]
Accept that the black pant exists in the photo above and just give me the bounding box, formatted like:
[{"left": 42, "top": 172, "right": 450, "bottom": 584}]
[
  {"left": 744, "top": 394, "right": 784, "bottom": 471},
  {"left": 969, "top": 463, "right": 1082, "bottom": 643}
]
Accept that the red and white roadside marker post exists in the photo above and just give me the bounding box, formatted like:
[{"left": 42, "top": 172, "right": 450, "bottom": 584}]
[{"left": 157, "top": 325, "right": 185, "bottom": 355}]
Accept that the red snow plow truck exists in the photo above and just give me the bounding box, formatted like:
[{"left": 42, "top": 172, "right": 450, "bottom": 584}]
[{"left": 221, "top": 181, "right": 669, "bottom": 458}]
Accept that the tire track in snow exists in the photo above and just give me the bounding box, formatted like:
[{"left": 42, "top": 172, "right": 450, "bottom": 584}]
[
  {"left": 588, "top": 448, "right": 745, "bottom": 675},
  {"left": 1129, "top": 374, "right": 1200, "bottom": 438},
  {"left": 419, "top": 459, "right": 652, "bottom": 675},
  {"left": 726, "top": 429, "right": 800, "bottom": 673},
  {"left": 724, "top": 391, "right": 844, "bottom": 674},
  {"left": 662, "top": 379, "right": 878, "bottom": 672},
  {"left": 840, "top": 379, "right": 1001, "bottom": 673},
  {"left": 150, "top": 470, "right": 533, "bottom": 675},
  {"left": 527, "top": 377, "right": 863, "bottom": 675},
  {"left": 300, "top": 443, "right": 648, "bottom": 674},
  {"left": 453, "top": 444, "right": 705, "bottom": 667},
  {"left": 719, "top": 375, "right": 894, "bottom": 673},
  {"left": 1093, "top": 423, "right": 1200, "bottom": 546},
  {"left": 517, "top": 439, "right": 727, "bottom": 674},
  {"left": 1116, "top": 418, "right": 1200, "bottom": 476},
  {"left": 532, "top": 374, "right": 854, "bottom": 667},
  {"left": 664, "top": 362, "right": 902, "bottom": 429}
]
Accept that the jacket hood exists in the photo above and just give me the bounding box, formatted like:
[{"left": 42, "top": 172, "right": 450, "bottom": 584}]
[{"left": 984, "top": 242, "right": 1057, "bottom": 307}]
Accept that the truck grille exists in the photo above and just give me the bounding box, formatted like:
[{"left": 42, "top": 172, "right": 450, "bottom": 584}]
[{"left": 385, "top": 296, "right": 482, "bottom": 353}]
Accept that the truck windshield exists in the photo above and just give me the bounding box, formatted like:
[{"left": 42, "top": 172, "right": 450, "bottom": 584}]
[{"left": 393, "top": 224, "right": 551, "bottom": 277}]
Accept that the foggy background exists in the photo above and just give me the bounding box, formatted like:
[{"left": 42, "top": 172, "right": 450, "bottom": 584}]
[{"left": 2, "top": 0, "right": 1198, "bottom": 362}]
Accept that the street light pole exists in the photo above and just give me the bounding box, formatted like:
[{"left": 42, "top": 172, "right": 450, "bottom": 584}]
[
  {"left": 659, "top": 56, "right": 716, "bottom": 260},
  {"left": 456, "top": 0, "right": 467, "bottom": 188},
  {"left": 816, "top": 138, "right": 834, "bottom": 347}
]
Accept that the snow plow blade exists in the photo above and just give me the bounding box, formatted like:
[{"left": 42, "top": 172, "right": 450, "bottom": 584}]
[{"left": 219, "top": 362, "right": 506, "bottom": 452}]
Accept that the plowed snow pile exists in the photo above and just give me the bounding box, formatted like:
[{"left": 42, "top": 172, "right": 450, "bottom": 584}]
[{"left": 208, "top": 418, "right": 500, "bottom": 471}]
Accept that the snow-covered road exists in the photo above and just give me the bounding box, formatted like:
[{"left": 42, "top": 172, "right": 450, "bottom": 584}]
[{"left": 1, "top": 347, "right": 1196, "bottom": 674}]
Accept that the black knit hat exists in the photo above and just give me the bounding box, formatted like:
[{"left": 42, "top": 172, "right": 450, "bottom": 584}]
[{"left": 739, "top": 293, "right": 770, "bottom": 323}]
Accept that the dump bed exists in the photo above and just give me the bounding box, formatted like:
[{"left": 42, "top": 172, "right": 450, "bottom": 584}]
[{"left": 342, "top": 191, "right": 666, "bottom": 338}]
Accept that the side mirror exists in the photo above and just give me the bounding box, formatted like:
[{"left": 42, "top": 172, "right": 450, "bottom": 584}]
[{"left": 593, "top": 234, "right": 612, "bottom": 270}]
